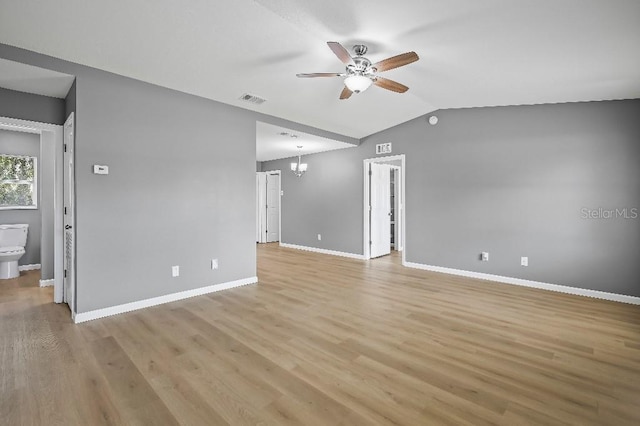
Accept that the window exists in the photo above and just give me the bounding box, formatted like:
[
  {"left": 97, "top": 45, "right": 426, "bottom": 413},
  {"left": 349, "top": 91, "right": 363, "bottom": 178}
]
[{"left": 0, "top": 154, "right": 37, "bottom": 209}]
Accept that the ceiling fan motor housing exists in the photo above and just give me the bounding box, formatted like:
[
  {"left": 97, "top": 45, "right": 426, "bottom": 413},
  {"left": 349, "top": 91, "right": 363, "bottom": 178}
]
[{"left": 346, "top": 56, "right": 375, "bottom": 77}]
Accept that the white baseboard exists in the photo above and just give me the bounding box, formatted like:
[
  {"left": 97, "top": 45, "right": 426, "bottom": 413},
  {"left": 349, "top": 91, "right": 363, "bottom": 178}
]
[
  {"left": 39, "top": 279, "right": 54, "bottom": 287},
  {"left": 19, "top": 263, "right": 41, "bottom": 271},
  {"left": 403, "top": 262, "right": 640, "bottom": 305},
  {"left": 73, "top": 276, "right": 258, "bottom": 324},
  {"left": 280, "top": 243, "right": 366, "bottom": 260}
]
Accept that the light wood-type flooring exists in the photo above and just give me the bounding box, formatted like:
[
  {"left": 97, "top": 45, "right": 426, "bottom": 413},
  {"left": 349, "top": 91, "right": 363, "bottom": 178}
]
[{"left": 1, "top": 243, "right": 639, "bottom": 425}]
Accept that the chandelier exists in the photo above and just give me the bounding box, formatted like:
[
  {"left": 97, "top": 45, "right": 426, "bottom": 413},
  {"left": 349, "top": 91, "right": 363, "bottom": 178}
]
[{"left": 290, "top": 145, "right": 307, "bottom": 177}]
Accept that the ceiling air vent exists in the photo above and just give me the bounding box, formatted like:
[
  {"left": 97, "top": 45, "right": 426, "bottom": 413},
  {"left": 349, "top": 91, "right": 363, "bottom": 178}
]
[{"left": 239, "top": 93, "right": 267, "bottom": 105}]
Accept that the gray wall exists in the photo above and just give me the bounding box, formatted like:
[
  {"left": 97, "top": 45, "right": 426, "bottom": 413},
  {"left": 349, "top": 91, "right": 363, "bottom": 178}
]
[
  {"left": 264, "top": 99, "right": 640, "bottom": 298},
  {"left": 0, "top": 129, "right": 41, "bottom": 266},
  {"left": 264, "top": 147, "right": 363, "bottom": 254},
  {"left": 0, "top": 42, "right": 357, "bottom": 314},
  {"left": 75, "top": 69, "right": 260, "bottom": 312},
  {"left": 0, "top": 86, "right": 66, "bottom": 125},
  {"left": 39, "top": 130, "right": 56, "bottom": 280}
]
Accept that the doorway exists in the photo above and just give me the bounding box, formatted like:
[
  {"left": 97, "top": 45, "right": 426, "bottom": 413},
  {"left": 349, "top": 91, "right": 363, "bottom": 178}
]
[
  {"left": 0, "top": 116, "right": 64, "bottom": 303},
  {"left": 256, "top": 170, "right": 281, "bottom": 243},
  {"left": 363, "top": 155, "right": 405, "bottom": 262}
]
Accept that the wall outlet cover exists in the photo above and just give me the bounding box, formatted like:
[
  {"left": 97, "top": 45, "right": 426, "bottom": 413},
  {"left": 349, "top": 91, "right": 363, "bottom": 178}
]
[
  {"left": 521, "top": 257, "right": 529, "bottom": 266},
  {"left": 317, "top": 234, "right": 322, "bottom": 241},
  {"left": 211, "top": 259, "right": 219, "bottom": 270},
  {"left": 481, "top": 252, "right": 489, "bottom": 261},
  {"left": 172, "top": 265, "right": 180, "bottom": 277}
]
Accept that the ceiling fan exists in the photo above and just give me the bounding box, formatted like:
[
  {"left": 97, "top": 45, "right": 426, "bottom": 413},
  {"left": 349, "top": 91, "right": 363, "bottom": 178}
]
[{"left": 297, "top": 42, "right": 419, "bottom": 100}]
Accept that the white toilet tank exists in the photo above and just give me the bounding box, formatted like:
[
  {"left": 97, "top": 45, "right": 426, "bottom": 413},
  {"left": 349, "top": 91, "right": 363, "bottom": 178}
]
[{"left": 0, "top": 224, "right": 29, "bottom": 247}]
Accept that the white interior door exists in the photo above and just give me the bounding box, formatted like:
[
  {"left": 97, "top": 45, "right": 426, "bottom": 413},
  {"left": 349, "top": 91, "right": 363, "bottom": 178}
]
[
  {"left": 63, "top": 113, "right": 75, "bottom": 312},
  {"left": 256, "top": 173, "right": 267, "bottom": 243},
  {"left": 266, "top": 173, "right": 280, "bottom": 242},
  {"left": 370, "top": 163, "right": 391, "bottom": 258}
]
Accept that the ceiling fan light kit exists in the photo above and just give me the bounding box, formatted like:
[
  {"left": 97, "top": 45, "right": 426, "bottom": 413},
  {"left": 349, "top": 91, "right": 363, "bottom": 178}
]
[
  {"left": 297, "top": 41, "right": 419, "bottom": 100},
  {"left": 344, "top": 75, "right": 373, "bottom": 93}
]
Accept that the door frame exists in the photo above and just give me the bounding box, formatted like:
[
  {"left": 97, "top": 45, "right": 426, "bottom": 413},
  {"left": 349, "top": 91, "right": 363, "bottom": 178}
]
[
  {"left": 390, "top": 165, "right": 402, "bottom": 251},
  {"left": 63, "top": 113, "right": 76, "bottom": 316},
  {"left": 0, "top": 115, "right": 64, "bottom": 303},
  {"left": 256, "top": 170, "right": 282, "bottom": 243},
  {"left": 363, "top": 154, "right": 406, "bottom": 262}
]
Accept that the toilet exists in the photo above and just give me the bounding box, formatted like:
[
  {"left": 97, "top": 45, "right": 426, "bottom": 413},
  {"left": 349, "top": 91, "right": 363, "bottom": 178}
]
[{"left": 0, "top": 224, "right": 29, "bottom": 279}]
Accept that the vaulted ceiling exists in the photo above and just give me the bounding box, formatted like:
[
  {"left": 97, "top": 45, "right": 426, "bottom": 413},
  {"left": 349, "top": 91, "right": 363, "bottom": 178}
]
[{"left": 1, "top": 0, "right": 639, "bottom": 139}]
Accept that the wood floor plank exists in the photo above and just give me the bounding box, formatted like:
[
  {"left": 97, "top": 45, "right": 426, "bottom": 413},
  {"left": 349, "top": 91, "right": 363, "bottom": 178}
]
[
  {"left": 90, "top": 336, "right": 179, "bottom": 425},
  {"left": 2, "top": 246, "right": 639, "bottom": 425}
]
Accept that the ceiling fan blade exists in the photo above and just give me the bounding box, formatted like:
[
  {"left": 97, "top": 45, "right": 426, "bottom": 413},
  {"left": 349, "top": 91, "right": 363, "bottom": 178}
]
[
  {"left": 296, "top": 73, "right": 343, "bottom": 78},
  {"left": 339, "top": 86, "right": 353, "bottom": 100},
  {"left": 372, "top": 51, "right": 419, "bottom": 72},
  {"left": 374, "top": 77, "right": 409, "bottom": 93},
  {"left": 327, "top": 42, "right": 354, "bottom": 65}
]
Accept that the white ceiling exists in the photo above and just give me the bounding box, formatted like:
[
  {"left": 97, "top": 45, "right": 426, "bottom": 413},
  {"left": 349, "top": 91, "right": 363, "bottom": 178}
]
[
  {"left": 256, "top": 122, "right": 355, "bottom": 162},
  {"left": 0, "top": 58, "right": 74, "bottom": 99},
  {"left": 1, "top": 0, "right": 639, "bottom": 141}
]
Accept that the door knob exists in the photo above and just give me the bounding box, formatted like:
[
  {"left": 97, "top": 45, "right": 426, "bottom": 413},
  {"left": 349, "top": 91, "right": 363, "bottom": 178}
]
[{"left": 65, "top": 225, "right": 73, "bottom": 230}]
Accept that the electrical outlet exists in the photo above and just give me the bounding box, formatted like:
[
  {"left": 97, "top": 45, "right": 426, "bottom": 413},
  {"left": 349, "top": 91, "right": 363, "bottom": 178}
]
[
  {"left": 172, "top": 265, "right": 180, "bottom": 277},
  {"left": 211, "top": 259, "right": 219, "bottom": 270},
  {"left": 481, "top": 252, "right": 489, "bottom": 261},
  {"left": 317, "top": 234, "right": 322, "bottom": 241},
  {"left": 521, "top": 256, "right": 528, "bottom": 266}
]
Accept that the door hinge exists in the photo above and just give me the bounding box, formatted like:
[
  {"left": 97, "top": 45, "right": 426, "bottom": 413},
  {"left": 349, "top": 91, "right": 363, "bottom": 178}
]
[
  {"left": 64, "top": 270, "right": 67, "bottom": 278},
  {"left": 64, "top": 207, "right": 67, "bottom": 215},
  {"left": 64, "top": 144, "right": 67, "bottom": 152},
  {"left": 369, "top": 170, "right": 372, "bottom": 176}
]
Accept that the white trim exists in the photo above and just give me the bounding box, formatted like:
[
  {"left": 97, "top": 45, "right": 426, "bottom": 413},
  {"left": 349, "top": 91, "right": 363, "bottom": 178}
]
[
  {"left": 73, "top": 276, "right": 258, "bottom": 323},
  {"left": 280, "top": 242, "right": 366, "bottom": 260},
  {"left": 39, "top": 279, "right": 54, "bottom": 287},
  {"left": 18, "top": 263, "right": 41, "bottom": 271},
  {"left": 403, "top": 261, "right": 640, "bottom": 305},
  {"left": 363, "top": 155, "right": 406, "bottom": 263}
]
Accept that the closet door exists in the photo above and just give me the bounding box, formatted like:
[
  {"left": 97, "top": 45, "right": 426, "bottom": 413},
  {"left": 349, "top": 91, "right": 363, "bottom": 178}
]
[
  {"left": 266, "top": 173, "right": 280, "bottom": 242},
  {"left": 369, "top": 163, "right": 391, "bottom": 258}
]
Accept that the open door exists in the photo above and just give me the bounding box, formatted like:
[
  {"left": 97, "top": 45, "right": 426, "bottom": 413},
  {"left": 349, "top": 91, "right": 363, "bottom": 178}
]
[
  {"left": 63, "top": 113, "right": 75, "bottom": 314},
  {"left": 369, "top": 163, "right": 391, "bottom": 258}
]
